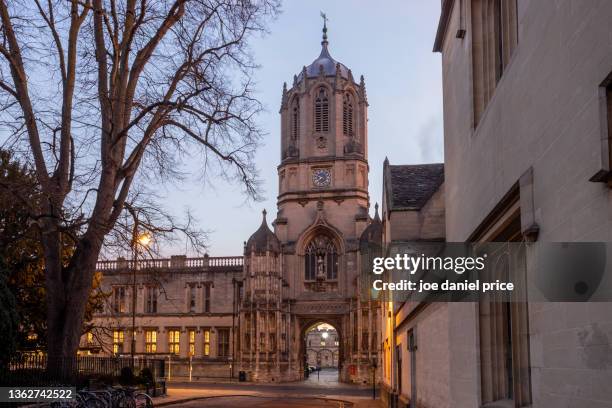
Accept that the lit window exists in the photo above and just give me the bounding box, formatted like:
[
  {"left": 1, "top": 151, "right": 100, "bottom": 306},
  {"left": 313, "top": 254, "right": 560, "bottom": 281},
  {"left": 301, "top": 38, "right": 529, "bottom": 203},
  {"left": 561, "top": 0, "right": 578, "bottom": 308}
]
[
  {"left": 189, "top": 329, "right": 196, "bottom": 357},
  {"left": 168, "top": 330, "right": 180, "bottom": 355},
  {"left": 203, "top": 329, "right": 210, "bottom": 356},
  {"left": 113, "top": 330, "right": 124, "bottom": 354},
  {"left": 145, "top": 330, "right": 157, "bottom": 353},
  {"left": 86, "top": 332, "right": 93, "bottom": 345}
]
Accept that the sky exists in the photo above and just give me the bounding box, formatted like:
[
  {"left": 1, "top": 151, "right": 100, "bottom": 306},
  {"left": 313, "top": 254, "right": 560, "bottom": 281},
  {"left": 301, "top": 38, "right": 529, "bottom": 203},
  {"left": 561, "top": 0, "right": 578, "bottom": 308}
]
[{"left": 161, "top": 1, "right": 444, "bottom": 256}]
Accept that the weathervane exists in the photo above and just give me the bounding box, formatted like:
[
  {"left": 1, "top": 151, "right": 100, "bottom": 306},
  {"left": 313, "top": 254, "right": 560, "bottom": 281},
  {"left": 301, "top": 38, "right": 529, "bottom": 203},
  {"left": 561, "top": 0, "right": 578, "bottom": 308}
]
[{"left": 320, "top": 11, "right": 328, "bottom": 43}]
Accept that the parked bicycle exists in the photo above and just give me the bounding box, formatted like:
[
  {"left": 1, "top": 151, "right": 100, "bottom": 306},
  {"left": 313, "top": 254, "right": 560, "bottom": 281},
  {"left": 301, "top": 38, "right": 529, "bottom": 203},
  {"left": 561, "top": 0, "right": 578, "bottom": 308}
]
[{"left": 42, "top": 387, "right": 153, "bottom": 408}]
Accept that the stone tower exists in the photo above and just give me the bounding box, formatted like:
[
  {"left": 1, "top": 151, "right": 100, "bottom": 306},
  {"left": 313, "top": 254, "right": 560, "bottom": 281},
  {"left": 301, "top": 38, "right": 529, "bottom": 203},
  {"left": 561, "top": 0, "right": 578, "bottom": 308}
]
[{"left": 238, "top": 19, "right": 380, "bottom": 384}]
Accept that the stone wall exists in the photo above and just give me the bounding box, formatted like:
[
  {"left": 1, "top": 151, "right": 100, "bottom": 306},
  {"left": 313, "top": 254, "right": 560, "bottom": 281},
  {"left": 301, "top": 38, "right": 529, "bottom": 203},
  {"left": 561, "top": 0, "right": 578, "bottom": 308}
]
[{"left": 438, "top": 0, "right": 612, "bottom": 406}]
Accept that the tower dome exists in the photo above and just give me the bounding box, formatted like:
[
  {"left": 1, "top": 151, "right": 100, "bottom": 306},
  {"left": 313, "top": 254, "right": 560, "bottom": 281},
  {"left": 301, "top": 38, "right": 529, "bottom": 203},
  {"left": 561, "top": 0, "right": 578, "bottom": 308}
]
[
  {"left": 296, "top": 17, "right": 351, "bottom": 81},
  {"left": 246, "top": 209, "right": 281, "bottom": 254}
]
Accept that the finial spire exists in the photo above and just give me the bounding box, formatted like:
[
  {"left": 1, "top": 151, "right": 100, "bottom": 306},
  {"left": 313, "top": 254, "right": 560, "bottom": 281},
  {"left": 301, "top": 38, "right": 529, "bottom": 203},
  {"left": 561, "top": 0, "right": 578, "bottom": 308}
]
[
  {"left": 320, "top": 11, "right": 329, "bottom": 45},
  {"left": 262, "top": 209, "right": 267, "bottom": 223}
]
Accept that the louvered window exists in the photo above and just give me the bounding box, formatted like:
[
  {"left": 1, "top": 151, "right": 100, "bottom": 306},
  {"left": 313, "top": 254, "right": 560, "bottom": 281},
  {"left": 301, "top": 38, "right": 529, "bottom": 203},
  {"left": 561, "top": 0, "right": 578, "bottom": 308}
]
[
  {"left": 343, "top": 93, "right": 353, "bottom": 136},
  {"left": 292, "top": 99, "right": 300, "bottom": 140},
  {"left": 314, "top": 88, "right": 329, "bottom": 132}
]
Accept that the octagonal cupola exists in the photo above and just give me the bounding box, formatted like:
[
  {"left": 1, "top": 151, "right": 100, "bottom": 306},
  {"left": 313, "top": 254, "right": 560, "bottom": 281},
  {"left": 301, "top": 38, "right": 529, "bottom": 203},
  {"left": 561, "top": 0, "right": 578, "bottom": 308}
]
[
  {"left": 296, "top": 20, "right": 350, "bottom": 81},
  {"left": 359, "top": 203, "right": 383, "bottom": 250},
  {"left": 245, "top": 209, "right": 281, "bottom": 255},
  {"left": 279, "top": 17, "right": 369, "bottom": 165}
]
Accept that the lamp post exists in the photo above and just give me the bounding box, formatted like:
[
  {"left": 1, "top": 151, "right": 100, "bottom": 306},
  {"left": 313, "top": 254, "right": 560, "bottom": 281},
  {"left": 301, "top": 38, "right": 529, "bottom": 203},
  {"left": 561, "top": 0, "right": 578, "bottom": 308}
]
[{"left": 131, "top": 231, "right": 151, "bottom": 370}]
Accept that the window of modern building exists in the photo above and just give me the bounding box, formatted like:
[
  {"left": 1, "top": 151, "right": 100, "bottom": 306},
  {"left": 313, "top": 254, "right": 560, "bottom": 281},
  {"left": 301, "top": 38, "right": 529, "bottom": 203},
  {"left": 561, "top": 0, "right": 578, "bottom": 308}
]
[
  {"left": 145, "top": 329, "right": 157, "bottom": 353},
  {"left": 203, "top": 329, "right": 211, "bottom": 356},
  {"left": 218, "top": 328, "right": 230, "bottom": 357},
  {"left": 112, "top": 330, "right": 124, "bottom": 354},
  {"left": 168, "top": 329, "right": 180, "bottom": 355},
  {"left": 314, "top": 87, "right": 329, "bottom": 133},
  {"left": 112, "top": 286, "right": 126, "bottom": 314},
  {"left": 188, "top": 329, "right": 196, "bottom": 357},
  {"left": 145, "top": 286, "right": 157, "bottom": 314},
  {"left": 471, "top": 0, "right": 518, "bottom": 126}
]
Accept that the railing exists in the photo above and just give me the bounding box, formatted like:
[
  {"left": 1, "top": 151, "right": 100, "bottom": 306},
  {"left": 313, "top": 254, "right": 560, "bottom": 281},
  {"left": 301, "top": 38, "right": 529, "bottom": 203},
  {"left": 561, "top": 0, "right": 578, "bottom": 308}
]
[
  {"left": 96, "top": 256, "right": 243, "bottom": 272},
  {"left": 1, "top": 354, "right": 165, "bottom": 386}
]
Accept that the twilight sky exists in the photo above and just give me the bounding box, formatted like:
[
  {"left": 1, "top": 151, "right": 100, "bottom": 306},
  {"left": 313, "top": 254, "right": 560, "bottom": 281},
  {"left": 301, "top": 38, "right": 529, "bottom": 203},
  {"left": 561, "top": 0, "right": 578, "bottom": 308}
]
[{"left": 161, "top": 0, "right": 443, "bottom": 256}]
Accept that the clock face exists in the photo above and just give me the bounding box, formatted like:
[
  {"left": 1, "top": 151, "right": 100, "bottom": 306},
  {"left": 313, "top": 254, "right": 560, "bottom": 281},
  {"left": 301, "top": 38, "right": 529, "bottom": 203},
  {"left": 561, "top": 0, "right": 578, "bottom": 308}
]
[{"left": 312, "top": 168, "right": 331, "bottom": 187}]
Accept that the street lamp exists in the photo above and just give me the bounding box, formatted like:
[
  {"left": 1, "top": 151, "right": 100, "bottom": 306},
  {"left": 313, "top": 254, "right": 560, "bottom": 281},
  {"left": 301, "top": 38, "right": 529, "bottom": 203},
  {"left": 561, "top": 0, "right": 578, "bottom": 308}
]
[{"left": 131, "top": 231, "right": 152, "bottom": 370}]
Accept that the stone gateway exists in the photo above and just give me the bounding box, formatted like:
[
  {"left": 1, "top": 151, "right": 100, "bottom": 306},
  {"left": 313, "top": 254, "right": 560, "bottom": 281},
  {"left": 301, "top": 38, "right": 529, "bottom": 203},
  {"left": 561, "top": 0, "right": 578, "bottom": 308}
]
[{"left": 238, "top": 21, "right": 381, "bottom": 383}]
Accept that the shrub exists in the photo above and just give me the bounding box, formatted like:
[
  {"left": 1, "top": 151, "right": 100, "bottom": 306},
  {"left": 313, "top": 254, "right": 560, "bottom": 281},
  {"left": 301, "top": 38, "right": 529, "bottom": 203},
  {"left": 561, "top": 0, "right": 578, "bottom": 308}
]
[{"left": 139, "top": 367, "right": 154, "bottom": 386}]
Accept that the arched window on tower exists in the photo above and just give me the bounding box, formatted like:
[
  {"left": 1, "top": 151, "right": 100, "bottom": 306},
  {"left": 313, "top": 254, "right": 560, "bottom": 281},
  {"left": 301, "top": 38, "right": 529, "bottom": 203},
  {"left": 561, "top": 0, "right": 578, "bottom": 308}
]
[
  {"left": 314, "top": 87, "right": 329, "bottom": 133},
  {"left": 291, "top": 98, "right": 300, "bottom": 141},
  {"left": 343, "top": 93, "right": 354, "bottom": 136},
  {"left": 304, "top": 235, "right": 338, "bottom": 281}
]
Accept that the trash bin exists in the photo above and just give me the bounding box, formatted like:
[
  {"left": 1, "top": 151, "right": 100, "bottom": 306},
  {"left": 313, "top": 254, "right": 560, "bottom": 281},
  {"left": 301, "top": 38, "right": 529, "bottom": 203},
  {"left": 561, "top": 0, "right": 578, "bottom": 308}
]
[{"left": 238, "top": 371, "right": 246, "bottom": 382}]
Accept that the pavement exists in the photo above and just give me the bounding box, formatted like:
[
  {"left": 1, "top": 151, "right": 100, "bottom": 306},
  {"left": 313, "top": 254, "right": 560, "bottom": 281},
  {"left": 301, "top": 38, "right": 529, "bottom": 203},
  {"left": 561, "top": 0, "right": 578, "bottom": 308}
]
[{"left": 153, "top": 368, "right": 382, "bottom": 408}]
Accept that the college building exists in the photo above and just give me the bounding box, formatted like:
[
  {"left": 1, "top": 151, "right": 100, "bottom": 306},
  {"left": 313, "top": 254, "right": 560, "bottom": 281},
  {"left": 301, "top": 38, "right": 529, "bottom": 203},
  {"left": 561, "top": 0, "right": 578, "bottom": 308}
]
[{"left": 82, "top": 21, "right": 382, "bottom": 384}]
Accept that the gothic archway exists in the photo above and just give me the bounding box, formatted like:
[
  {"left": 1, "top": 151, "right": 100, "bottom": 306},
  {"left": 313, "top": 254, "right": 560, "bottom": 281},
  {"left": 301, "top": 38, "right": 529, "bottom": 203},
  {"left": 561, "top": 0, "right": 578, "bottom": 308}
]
[{"left": 299, "top": 318, "right": 344, "bottom": 382}]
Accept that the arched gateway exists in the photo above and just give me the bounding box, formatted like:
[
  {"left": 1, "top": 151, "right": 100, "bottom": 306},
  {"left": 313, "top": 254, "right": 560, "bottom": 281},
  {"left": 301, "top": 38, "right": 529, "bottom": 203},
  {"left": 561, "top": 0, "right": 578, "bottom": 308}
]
[{"left": 237, "top": 21, "right": 382, "bottom": 383}]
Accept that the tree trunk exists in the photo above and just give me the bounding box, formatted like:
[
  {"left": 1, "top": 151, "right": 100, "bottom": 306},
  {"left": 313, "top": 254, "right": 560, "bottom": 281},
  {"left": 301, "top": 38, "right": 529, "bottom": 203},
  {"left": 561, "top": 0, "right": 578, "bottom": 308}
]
[{"left": 45, "top": 232, "right": 103, "bottom": 379}]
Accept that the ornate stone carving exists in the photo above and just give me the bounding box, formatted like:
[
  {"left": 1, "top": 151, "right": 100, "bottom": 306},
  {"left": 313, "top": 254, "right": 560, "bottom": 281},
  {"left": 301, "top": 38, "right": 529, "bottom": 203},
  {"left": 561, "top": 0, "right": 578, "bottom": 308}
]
[{"left": 316, "top": 135, "right": 327, "bottom": 149}]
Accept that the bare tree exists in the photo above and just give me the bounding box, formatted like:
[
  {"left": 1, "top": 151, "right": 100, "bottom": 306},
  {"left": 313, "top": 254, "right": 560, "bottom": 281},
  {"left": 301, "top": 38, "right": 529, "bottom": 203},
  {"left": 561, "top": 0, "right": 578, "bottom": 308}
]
[{"left": 0, "top": 0, "right": 278, "bottom": 371}]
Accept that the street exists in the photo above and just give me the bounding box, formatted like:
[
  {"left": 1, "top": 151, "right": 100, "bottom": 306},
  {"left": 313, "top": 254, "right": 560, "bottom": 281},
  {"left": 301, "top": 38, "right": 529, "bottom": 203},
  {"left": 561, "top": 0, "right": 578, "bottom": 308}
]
[{"left": 154, "top": 368, "right": 381, "bottom": 407}]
